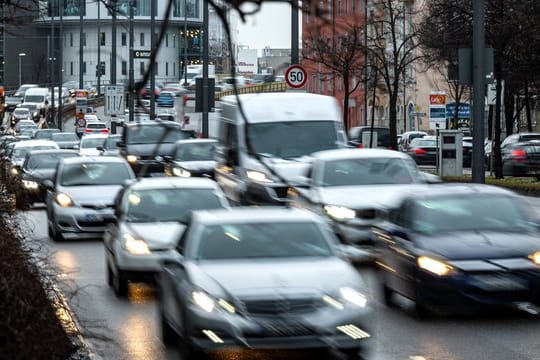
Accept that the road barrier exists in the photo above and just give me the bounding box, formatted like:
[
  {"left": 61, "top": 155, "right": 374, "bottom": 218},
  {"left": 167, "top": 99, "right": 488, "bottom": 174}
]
[{"left": 215, "top": 82, "right": 287, "bottom": 101}]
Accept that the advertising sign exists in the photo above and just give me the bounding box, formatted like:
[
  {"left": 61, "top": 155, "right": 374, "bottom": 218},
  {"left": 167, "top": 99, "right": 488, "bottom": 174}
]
[
  {"left": 429, "top": 92, "right": 447, "bottom": 130},
  {"left": 237, "top": 49, "right": 258, "bottom": 74}
]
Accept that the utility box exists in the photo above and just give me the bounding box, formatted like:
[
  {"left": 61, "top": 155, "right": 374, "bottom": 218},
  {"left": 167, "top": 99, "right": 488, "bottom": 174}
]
[{"left": 438, "top": 130, "right": 463, "bottom": 176}]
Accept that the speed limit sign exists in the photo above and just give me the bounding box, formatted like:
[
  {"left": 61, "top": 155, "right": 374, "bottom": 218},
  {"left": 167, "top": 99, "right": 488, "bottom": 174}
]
[{"left": 285, "top": 65, "right": 307, "bottom": 89}]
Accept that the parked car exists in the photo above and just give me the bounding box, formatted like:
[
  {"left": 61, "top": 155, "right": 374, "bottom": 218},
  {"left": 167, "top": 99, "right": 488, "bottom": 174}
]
[
  {"left": 163, "top": 139, "right": 218, "bottom": 178},
  {"left": 348, "top": 126, "right": 393, "bottom": 149},
  {"left": 51, "top": 132, "right": 80, "bottom": 150},
  {"left": 103, "top": 177, "right": 230, "bottom": 296},
  {"left": 44, "top": 156, "right": 135, "bottom": 241},
  {"left": 406, "top": 136, "right": 438, "bottom": 166},
  {"left": 501, "top": 140, "right": 540, "bottom": 177},
  {"left": 374, "top": 183, "right": 540, "bottom": 316},
  {"left": 399, "top": 131, "right": 427, "bottom": 152},
  {"left": 79, "top": 134, "right": 108, "bottom": 156},
  {"left": 18, "top": 149, "right": 79, "bottom": 205},
  {"left": 157, "top": 91, "right": 175, "bottom": 107},
  {"left": 289, "top": 148, "right": 438, "bottom": 249},
  {"left": 158, "top": 207, "right": 374, "bottom": 359}
]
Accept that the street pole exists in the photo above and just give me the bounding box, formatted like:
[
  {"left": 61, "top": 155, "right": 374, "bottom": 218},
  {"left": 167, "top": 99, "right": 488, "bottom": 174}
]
[
  {"left": 18, "top": 53, "right": 25, "bottom": 88},
  {"left": 472, "top": 0, "right": 485, "bottom": 183},
  {"left": 79, "top": 0, "right": 84, "bottom": 89},
  {"left": 183, "top": 0, "right": 188, "bottom": 86},
  {"left": 150, "top": 0, "right": 156, "bottom": 119},
  {"left": 97, "top": 0, "right": 101, "bottom": 95},
  {"left": 58, "top": 0, "right": 64, "bottom": 130},
  {"left": 50, "top": 12, "right": 55, "bottom": 124},
  {"left": 291, "top": 0, "right": 299, "bottom": 65},
  {"left": 129, "top": 0, "right": 134, "bottom": 123},
  {"left": 202, "top": 0, "right": 209, "bottom": 137},
  {"left": 111, "top": 0, "right": 117, "bottom": 85}
]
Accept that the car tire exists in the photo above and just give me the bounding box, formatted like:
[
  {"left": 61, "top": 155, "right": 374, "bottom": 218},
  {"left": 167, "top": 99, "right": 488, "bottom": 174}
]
[
  {"left": 47, "top": 222, "right": 53, "bottom": 239},
  {"left": 106, "top": 261, "right": 113, "bottom": 287},
  {"left": 177, "top": 309, "right": 209, "bottom": 360},
  {"left": 52, "top": 221, "right": 64, "bottom": 242},
  {"left": 159, "top": 303, "right": 178, "bottom": 346},
  {"left": 112, "top": 265, "right": 128, "bottom": 297},
  {"left": 413, "top": 290, "right": 430, "bottom": 319}
]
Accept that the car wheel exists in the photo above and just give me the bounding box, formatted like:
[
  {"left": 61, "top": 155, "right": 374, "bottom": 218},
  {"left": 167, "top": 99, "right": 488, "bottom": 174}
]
[
  {"left": 112, "top": 265, "right": 128, "bottom": 297},
  {"left": 413, "top": 290, "right": 430, "bottom": 319},
  {"left": 340, "top": 348, "right": 365, "bottom": 360},
  {"left": 52, "top": 222, "right": 64, "bottom": 242},
  {"left": 177, "top": 309, "right": 209, "bottom": 360},
  {"left": 159, "top": 303, "right": 178, "bottom": 345},
  {"left": 47, "top": 222, "right": 53, "bottom": 239}
]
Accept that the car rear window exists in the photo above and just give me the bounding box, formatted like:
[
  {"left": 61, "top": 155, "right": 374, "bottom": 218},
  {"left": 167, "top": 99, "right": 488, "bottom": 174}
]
[{"left": 87, "top": 123, "right": 106, "bottom": 129}]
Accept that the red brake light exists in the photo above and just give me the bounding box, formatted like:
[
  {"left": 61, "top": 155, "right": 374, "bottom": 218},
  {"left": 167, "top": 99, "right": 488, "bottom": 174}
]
[
  {"left": 100, "top": 128, "right": 109, "bottom": 133},
  {"left": 512, "top": 149, "right": 526, "bottom": 161},
  {"left": 357, "top": 144, "right": 364, "bottom": 149},
  {"left": 84, "top": 129, "right": 91, "bottom": 133},
  {"left": 413, "top": 148, "right": 426, "bottom": 155}
]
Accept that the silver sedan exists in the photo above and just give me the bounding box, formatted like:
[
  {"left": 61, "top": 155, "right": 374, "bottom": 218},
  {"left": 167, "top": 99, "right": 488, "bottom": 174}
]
[{"left": 158, "top": 207, "right": 374, "bottom": 360}]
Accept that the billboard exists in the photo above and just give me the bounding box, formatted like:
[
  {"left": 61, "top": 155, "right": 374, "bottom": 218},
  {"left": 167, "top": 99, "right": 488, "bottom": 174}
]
[
  {"left": 237, "top": 49, "right": 258, "bottom": 75},
  {"left": 429, "top": 92, "right": 447, "bottom": 130}
]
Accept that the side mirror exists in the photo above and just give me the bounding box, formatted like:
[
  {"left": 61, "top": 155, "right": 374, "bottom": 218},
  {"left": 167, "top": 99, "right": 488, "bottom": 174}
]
[
  {"left": 42, "top": 179, "right": 54, "bottom": 190},
  {"left": 337, "top": 244, "right": 373, "bottom": 265},
  {"left": 96, "top": 146, "right": 104, "bottom": 152}
]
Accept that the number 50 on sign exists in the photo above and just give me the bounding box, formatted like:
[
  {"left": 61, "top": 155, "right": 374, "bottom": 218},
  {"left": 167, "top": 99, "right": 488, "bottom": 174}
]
[{"left": 285, "top": 65, "right": 307, "bottom": 89}]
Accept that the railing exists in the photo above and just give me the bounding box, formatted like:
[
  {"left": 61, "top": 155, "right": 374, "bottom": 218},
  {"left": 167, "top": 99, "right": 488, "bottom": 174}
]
[{"left": 215, "top": 82, "right": 287, "bottom": 101}]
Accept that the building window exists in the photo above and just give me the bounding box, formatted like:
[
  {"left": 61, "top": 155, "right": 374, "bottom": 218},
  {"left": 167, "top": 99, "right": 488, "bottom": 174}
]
[
  {"left": 173, "top": 62, "right": 176, "bottom": 76},
  {"left": 70, "top": 62, "right": 73, "bottom": 76},
  {"left": 312, "top": 74, "right": 317, "bottom": 93},
  {"left": 173, "top": 0, "right": 199, "bottom": 18},
  {"left": 140, "top": 33, "right": 145, "bottom": 47},
  {"left": 319, "top": 74, "right": 324, "bottom": 93},
  {"left": 140, "top": 62, "right": 144, "bottom": 75},
  {"left": 337, "top": 76, "right": 343, "bottom": 91},
  {"left": 70, "top": 33, "right": 73, "bottom": 47},
  {"left": 345, "top": 0, "right": 348, "bottom": 15},
  {"left": 121, "top": 32, "right": 127, "bottom": 46},
  {"left": 166, "top": 62, "right": 169, "bottom": 76},
  {"left": 121, "top": 61, "right": 127, "bottom": 75},
  {"left": 337, "top": 0, "right": 342, "bottom": 16},
  {"left": 82, "top": 61, "right": 86, "bottom": 74},
  {"left": 100, "top": 32, "right": 106, "bottom": 46}
]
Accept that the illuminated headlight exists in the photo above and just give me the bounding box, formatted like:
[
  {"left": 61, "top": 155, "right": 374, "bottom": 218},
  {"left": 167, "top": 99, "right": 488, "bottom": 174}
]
[
  {"left": 192, "top": 291, "right": 236, "bottom": 314},
  {"left": 324, "top": 205, "right": 356, "bottom": 221},
  {"left": 123, "top": 233, "right": 151, "bottom": 255},
  {"left": 529, "top": 251, "right": 540, "bottom": 265},
  {"left": 22, "top": 180, "right": 39, "bottom": 190},
  {"left": 172, "top": 167, "right": 191, "bottom": 177},
  {"left": 246, "top": 170, "right": 273, "bottom": 183},
  {"left": 126, "top": 155, "right": 139, "bottom": 164},
  {"left": 340, "top": 287, "right": 368, "bottom": 308},
  {"left": 10, "top": 167, "right": 19, "bottom": 175},
  {"left": 55, "top": 193, "right": 74, "bottom": 207},
  {"left": 417, "top": 256, "right": 455, "bottom": 276}
]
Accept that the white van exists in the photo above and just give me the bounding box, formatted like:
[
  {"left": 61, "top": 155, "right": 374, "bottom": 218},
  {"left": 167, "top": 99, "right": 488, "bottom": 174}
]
[
  {"left": 214, "top": 92, "right": 347, "bottom": 205},
  {"left": 23, "top": 87, "right": 50, "bottom": 117}
]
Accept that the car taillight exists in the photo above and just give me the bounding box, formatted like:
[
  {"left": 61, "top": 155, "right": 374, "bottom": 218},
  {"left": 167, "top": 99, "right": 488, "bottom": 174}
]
[
  {"left": 85, "top": 129, "right": 91, "bottom": 133},
  {"left": 100, "top": 128, "right": 109, "bottom": 133},
  {"left": 357, "top": 144, "right": 364, "bottom": 149},
  {"left": 413, "top": 148, "right": 426, "bottom": 155},
  {"left": 512, "top": 149, "right": 527, "bottom": 162}
]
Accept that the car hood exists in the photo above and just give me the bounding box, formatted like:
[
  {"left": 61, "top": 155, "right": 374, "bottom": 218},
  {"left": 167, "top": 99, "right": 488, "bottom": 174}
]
[
  {"left": 55, "top": 141, "right": 79, "bottom": 149},
  {"left": 417, "top": 231, "right": 540, "bottom": 260},
  {"left": 260, "top": 156, "right": 313, "bottom": 181},
  {"left": 189, "top": 257, "right": 364, "bottom": 297},
  {"left": 79, "top": 148, "right": 101, "bottom": 156},
  {"left": 126, "top": 143, "right": 176, "bottom": 157},
  {"left": 59, "top": 184, "right": 122, "bottom": 206},
  {"left": 318, "top": 184, "right": 421, "bottom": 209},
  {"left": 173, "top": 160, "right": 216, "bottom": 172},
  {"left": 26, "top": 168, "right": 56, "bottom": 181},
  {"left": 124, "top": 222, "right": 186, "bottom": 250}
]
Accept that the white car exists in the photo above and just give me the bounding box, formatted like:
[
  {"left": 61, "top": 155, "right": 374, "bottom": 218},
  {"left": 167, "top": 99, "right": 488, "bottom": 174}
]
[
  {"left": 8, "top": 140, "right": 59, "bottom": 168},
  {"left": 84, "top": 120, "right": 109, "bottom": 134},
  {"left": 78, "top": 134, "right": 108, "bottom": 156}
]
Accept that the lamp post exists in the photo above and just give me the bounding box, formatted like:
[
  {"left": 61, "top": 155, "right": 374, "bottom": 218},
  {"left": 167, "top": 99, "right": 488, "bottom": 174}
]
[{"left": 18, "top": 53, "right": 26, "bottom": 87}]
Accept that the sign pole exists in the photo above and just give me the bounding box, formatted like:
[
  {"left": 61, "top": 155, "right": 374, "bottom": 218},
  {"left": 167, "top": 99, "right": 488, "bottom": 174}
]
[{"left": 472, "top": 0, "right": 485, "bottom": 183}]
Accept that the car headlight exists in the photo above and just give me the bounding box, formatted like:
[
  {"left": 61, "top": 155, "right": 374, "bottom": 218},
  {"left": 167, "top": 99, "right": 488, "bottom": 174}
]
[
  {"left": 192, "top": 291, "right": 235, "bottom": 314},
  {"left": 22, "top": 180, "right": 39, "bottom": 190},
  {"left": 123, "top": 233, "right": 151, "bottom": 255},
  {"left": 340, "top": 287, "right": 368, "bottom": 308},
  {"left": 126, "top": 155, "right": 139, "bottom": 164},
  {"left": 172, "top": 167, "right": 191, "bottom": 177},
  {"left": 417, "top": 256, "right": 455, "bottom": 276},
  {"left": 324, "top": 205, "right": 356, "bottom": 221},
  {"left": 529, "top": 251, "right": 540, "bottom": 265},
  {"left": 55, "top": 193, "right": 74, "bottom": 207},
  {"left": 10, "top": 167, "right": 19, "bottom": 176},
  {"left": 246, "top": 170, "right": 273, "bottom": 183}
]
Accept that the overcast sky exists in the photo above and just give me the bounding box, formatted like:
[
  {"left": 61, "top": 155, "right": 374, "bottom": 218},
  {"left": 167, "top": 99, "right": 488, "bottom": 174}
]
[{"left": 237, "top": 3, "right": 297, "bottom": 51}]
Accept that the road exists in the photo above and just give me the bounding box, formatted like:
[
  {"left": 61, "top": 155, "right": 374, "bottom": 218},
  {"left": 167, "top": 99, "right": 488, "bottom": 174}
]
[{"left": 18, "top": 196, "right": 540, "bottom": 360}]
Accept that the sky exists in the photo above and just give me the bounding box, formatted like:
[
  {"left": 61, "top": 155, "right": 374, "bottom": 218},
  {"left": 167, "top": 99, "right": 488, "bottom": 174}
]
[{"left": 237, "top": 3, "right": 297, "bottom": 52}]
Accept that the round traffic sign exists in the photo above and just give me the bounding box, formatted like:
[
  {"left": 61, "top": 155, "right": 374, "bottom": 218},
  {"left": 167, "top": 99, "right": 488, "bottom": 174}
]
[
  {"left": 285, "top": 65, "right": 307, "bottom": 89},
  {"left": 76, "top": 117, "right": 86, "bottom": 128}
]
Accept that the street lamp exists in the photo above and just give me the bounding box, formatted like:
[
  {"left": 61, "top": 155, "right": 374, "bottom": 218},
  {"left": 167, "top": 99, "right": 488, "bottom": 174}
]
[{"left": 18, "top": 53, "right": 26, "bottom": 87}]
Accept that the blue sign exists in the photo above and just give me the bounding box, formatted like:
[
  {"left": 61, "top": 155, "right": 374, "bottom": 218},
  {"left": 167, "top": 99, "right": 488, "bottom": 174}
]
[{"left": 446, "top": 103, "right": 470, "bottom": 118}]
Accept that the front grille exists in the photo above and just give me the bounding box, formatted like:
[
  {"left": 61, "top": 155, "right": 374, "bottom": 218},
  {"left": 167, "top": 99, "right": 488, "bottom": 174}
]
[
  {"left": 243, "top": 298, "right": 318, "bottom": 316},
  {"left": 77, "top": 219, "right": 115, "bottom": 228},
  {"left": 80, "top": 204, "right": 113, "bottom": 210},
  {"left": 356, "top": 209, "right": 377, "bottom": 220},
  {"left": 257, "top": 319, "right": 314, "bottom": 337}
]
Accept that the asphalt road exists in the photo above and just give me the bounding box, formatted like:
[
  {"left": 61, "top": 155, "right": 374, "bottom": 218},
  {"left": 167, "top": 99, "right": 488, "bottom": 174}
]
[{"left": 19, "top": 196, "right": 540, "bottom": 360}]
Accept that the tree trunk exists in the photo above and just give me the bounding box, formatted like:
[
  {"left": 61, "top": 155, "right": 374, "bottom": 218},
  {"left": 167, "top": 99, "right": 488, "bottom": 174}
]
[
  {"left": 389, "top": 85, "right": 399, "bottom": 150},
  {"left": 504, "top": 84, "right": 515, "bottom": 137},
  {"left": 343, "top": 76, "right": 350, "bottom": 133},
  {"left": 525, "top": 84, "right": 532, "bottom": 132},
  {"left": 494, "top": 74, "right": 503, "bottom": 179},
  {"left": 369, "top": 69, "right": 378, "bottom": 148}
]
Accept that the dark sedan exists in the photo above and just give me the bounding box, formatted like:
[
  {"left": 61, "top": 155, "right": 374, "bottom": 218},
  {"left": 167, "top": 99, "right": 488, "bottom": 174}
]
[
  {"left": 18, "top": 149, "right": 79, "bottom": 205},
  {"left": 502, "top": 140, "right": 540, "bottom": 177},
  {"left": 406, "top": 136, "right": 437, "bottom": 165},
  {"left": 373, "top": 183, "right": 540, "bottom": 317},
  {"left": 51, "top": 132, "right": 80, "bottom": 150},
  {"left": 163, "top": 139, "right": 217, "bottom": 178}
]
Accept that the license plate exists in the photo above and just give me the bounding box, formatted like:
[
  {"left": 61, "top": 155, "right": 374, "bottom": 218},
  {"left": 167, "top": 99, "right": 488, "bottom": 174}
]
[
  {"left": 472, "top": 274, "right": 528, "bottom": 291},
  {"left": 85, "top": 214, "right": 104, "bottom": 222}
]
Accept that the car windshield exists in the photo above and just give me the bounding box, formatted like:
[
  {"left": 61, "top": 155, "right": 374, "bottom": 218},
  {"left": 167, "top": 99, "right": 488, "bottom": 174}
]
[
  {"left": 105, "top": 137, "right": 121, "bottom": 149},
  {"left": 126, "top": 188, "right": 223, "bottom": 223},
  {"left": 175, "top": 142, "right": 216, "bottom": 161},
  {"left": 35, "top": 131, "right": 58, "bottom": 140},
  {"left": 24, "top": 95, "right": 44, "bottom": 103},
  {"left": 52, "top": 133, "right": 79, "bottom": 142},
  {"left": 86, "top": 122, "right": 104, "bottom": 129},
  {"left": 249, "top": 121, "right": 339, "bottom": 158},
  {"left": 13, "top": 146, "right": 57, "bottom": 159},
  {"left": 81, "top": 138, "right": 106, "bottom": 148},
  {"left": 411, "top": 139, "right": 436, "bottom": 147},
  {"left": 14, "top": 109, "right": 29, "bottom": 116},
  {"left": 321, "top": 157, "right": 419, "bottom": 186},
  {"left": 24, "top": 153, "right": 77, "bottom": 170},
  {"left": 160, "top": 93, "right": 173, "bottom": 98},
  {"left": 410, "top": 195, "right": 535, "bottom": 234},
  {"left": 60, "top": 162, "right": 132, "bottom": 186},
  {"left": 193, "top": 222, "right": 333, "bottom": 260},
  {"left": 126, "top": 125, "right": 192, "bottom": 144}
]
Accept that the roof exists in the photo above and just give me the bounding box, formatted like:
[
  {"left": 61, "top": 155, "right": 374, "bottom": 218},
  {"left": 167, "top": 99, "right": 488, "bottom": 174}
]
[
  {"left": 128, "top": 177, "right": 220, "bottom": 191},
  {"left": 219, "top": 93, "right": 342, "bottom": 124},
  {"left": 13, "top": 140, "right": 58, "bottom": 148},
  {"left": 25, "top": 149, "right": 78, "bottom": 156},
  {"left": 192, "top": 207, "right": 321, "bottom": 225},
  {"left": 311, "top": 148, "right": 410, "bottom": 161},
  {"left": 409, "top": 183, "right": 518, "bottom": 200}
]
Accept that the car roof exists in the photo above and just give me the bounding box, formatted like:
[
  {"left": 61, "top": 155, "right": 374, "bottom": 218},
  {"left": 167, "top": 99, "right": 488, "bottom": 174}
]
[
  {"left": 127, "top": 177, "right": 220, "bottom": 191},
  {"left": 192, "top": 207, "right": 322, "bottom": 225},
  {"left": 407, "top": 183, "right": 518, "bottom": 200},
  {"left": 175, "top": 138, "right": 217, "bottom": 145},
  {"left": 311, "top": 148, "right": 410, "bottom": 161},
  {"left": 60, "top": 156, "right": 128, "bottom": 165},
  {"left": 125, "top": 121, "right": 183, "bottom": 128},
  {"left": 13, "top": 140, "right": 58, "bottom": 148},
  {"left": 81, "top": 133, "right": 108, "bottom": 139}
]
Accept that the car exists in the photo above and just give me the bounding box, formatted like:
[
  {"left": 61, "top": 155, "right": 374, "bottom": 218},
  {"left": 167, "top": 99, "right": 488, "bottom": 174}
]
[
  {"left": 348, "top": 126, "right": 393, "bottom": 149},
  {"left": 157, "top": 91, "right": 175, "bottom": 107},
  {"left": 155, "top": 109, "right": 176, "bottom": 122},
  {"left": 20, "top": 104, "right": 41, "bottom": 122},
  {"left": 103, "top": 177, "right": 230, "bottom": 296},
  {"left": 118, "top": 121, "right": 197, "bottom": 176},
  {"left": 501, "top": 132, "right": 540, "bottom": 149},
  {"left": 163, "top": 139, "right": 217, "bottom": 178},
  {"left": 13, "top": 84, "right": 38, "bottom": 98},
  {"left": 501, "top": 140, "right": 540, "bottom": 177},
  {"left": 84, "top": 121, "right": 109, "bottom": 135},
  {"left": 250, "top": 73, "right": 275, "bottom": 84},
  {"left": 289, "top": 148, "right": 438, "bottom": 249},
  {"left": 406, "top": 136, "right": 438, "bottom": 166},
  {"left": 51, "top": 132, "right": 80, "bottom": 150},
  {"left": 6, "top": 140, "right": 59, "bottom": 169},
  {"left": 399, "top": 131, "right": 427, "bottom": 152},
  {"left": 10, "top": 107, "right": 32, "bottom": 125},
  {"left": 78, "top": 134, "right": 108, "bottom": 156},
  {"left": 161, "top": 85, "right": 188, "bottom": 97},
  {"left": 44, "top": 156, "right": 135, "bottom": 241},
  {"left": 14, "top": 120, "right": 38, "bottom": 135},
  {"left": 373, "top": 183, "right": 540, "bottom": 316},
  {"left": 97, "top": 134, "right": 122, "bottom": 157},
  {"left": 33, "top": 128, "right": 62, "bottom": 141},
  {"left": 18, "top": 149, "right": 79, "bottom": 205},
  {"left": 158, "top": 207, "right": 374, "bottom": 359}
]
